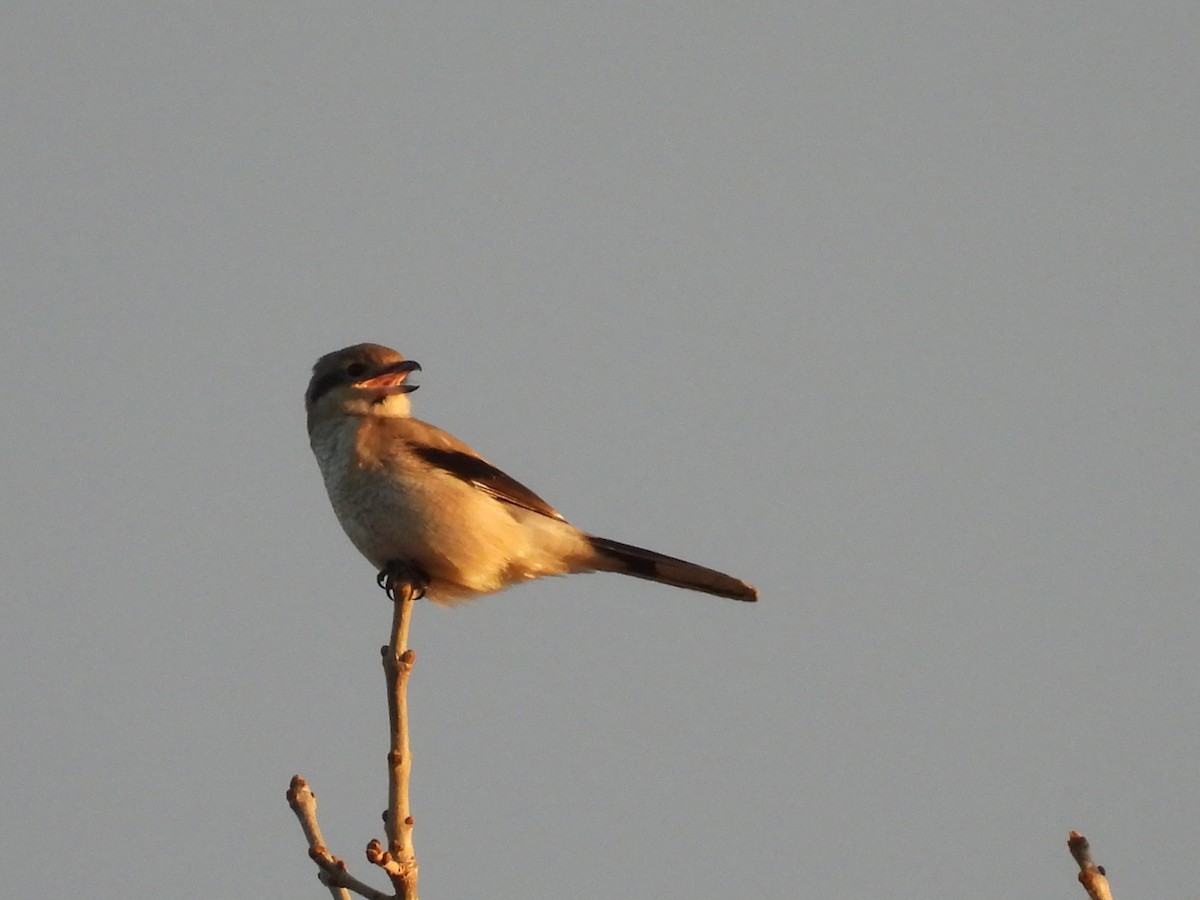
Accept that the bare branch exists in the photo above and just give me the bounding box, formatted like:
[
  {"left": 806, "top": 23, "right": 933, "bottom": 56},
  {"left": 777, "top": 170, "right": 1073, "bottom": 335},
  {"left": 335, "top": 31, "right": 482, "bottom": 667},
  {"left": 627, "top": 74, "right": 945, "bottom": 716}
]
[
  {"left": 287, "top": 775, "right": 388, "bottom": 900},
  {"left": 375, "top": 577, "right": 420, "bottom": 899},
  {"left": 1068, "top": 831, "right": 1113, "bottom": 900},
  {"left": 288, "top": 571, "right": 422, "bottom": 899}
]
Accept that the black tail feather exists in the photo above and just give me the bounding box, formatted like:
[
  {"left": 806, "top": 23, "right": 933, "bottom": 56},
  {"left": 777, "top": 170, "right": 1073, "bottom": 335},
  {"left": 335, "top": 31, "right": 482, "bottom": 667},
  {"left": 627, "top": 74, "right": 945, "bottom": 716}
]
[{"left": 586, "top": 536, "right": 758, "bottom": 602}]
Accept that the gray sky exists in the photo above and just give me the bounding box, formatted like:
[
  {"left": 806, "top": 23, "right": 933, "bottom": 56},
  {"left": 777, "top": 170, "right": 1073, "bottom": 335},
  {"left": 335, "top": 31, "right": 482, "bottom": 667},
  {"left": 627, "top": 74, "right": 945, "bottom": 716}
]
[{"left": 3, "top": 4, "right": 1197, "bottom": 898}]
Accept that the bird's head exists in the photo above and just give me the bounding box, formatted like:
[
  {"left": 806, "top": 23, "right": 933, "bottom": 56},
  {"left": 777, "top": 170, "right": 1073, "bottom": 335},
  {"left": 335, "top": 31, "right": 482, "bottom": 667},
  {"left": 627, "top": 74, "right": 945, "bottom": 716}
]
[{"left": 305, "top": 343, "right": 422, "bottom": 431}]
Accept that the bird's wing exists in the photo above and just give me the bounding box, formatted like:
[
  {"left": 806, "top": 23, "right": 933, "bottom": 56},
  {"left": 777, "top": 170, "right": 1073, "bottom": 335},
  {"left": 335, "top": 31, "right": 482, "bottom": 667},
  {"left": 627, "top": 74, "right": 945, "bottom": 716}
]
[{"left": 400, "top": 418, "right": 567, "bottom": 522}]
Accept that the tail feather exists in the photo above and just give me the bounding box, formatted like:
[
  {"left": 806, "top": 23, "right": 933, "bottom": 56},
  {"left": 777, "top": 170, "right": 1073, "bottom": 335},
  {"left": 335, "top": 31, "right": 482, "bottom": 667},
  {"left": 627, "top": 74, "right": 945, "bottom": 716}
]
[{"left": 586, "top": 536, "right": 758, "bottom": 602}]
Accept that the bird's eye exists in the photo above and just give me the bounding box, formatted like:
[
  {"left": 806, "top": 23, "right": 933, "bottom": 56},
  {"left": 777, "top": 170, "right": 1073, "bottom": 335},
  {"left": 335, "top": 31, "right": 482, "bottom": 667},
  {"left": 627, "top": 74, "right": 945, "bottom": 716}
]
[{"left": 346, "top": 363, "right": 367, "bottom": 377}]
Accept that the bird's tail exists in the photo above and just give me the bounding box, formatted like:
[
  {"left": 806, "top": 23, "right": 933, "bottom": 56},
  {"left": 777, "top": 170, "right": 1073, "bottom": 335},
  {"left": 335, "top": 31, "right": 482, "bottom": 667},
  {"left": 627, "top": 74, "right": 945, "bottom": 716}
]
[{"left": 585, "top": 536, "right": 758, "bottom": 602}]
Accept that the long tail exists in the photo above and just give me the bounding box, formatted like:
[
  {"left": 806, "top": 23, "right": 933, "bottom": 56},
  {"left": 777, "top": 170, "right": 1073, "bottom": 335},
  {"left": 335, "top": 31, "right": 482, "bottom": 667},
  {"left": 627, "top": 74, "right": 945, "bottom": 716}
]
[{"left": 585, "top": 536, "right": 758, "bottom": 602}]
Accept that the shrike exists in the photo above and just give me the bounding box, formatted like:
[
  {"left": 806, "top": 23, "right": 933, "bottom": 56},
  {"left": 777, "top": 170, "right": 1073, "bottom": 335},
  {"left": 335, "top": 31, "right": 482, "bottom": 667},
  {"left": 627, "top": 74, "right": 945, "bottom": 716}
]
[{"left": 306, "top": 343, "right": 758, "bottom": 605}]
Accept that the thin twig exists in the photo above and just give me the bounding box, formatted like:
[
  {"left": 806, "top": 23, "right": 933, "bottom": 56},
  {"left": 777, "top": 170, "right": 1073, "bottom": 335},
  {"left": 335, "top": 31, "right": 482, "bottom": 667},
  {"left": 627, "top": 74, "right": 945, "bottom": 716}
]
[
  {"left": 288, "top": 571, "right": 421, "bottom": 899},
  {"left": 1068, "top": 831, "right": 1113, "bottom": 900},
  {"left": 287, "top": 775, "right": 386, "bottom": 900},
  {"left": 375, "top": 576, "right": 419, "bottom": 899}
]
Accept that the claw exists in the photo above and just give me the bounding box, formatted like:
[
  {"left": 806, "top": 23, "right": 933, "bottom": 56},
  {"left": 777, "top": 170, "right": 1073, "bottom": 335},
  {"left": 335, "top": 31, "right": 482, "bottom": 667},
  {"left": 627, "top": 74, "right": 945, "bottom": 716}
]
[{"left": 377, "top": 561, "right": 429, "bottom": 602}]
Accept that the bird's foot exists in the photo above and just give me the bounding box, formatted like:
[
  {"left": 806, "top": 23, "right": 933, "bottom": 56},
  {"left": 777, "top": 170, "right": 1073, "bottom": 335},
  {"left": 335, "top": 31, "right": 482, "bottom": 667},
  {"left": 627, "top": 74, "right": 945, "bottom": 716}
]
[{"left": 377, "top": 561, "right": 430, "bottom": 602}]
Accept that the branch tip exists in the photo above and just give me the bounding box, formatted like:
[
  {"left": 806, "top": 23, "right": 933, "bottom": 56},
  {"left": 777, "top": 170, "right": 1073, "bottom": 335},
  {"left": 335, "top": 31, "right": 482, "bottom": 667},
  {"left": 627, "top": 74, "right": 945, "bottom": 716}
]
[{"left": 1067, "top": 830, "right": 1113, "bottom": 900}]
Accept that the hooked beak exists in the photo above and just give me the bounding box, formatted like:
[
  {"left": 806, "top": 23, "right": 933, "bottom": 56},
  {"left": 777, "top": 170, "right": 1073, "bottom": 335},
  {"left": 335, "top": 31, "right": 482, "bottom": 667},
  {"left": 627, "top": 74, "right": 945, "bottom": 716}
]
[{"left": 357, "top": 359, "right": 422, "bottom": 394}]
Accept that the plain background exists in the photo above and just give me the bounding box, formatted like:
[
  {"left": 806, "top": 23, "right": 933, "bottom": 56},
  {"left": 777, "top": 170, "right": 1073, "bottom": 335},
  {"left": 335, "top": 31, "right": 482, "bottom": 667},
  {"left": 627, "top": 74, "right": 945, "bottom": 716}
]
[{"left": 3, "top": 4, "right": 1197, "bottom": 898}]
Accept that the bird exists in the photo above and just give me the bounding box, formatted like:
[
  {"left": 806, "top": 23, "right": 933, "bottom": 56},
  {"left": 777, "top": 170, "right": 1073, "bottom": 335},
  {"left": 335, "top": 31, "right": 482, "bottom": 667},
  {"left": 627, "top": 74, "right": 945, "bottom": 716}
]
[{"left": 305, "top": 343, "right": 758, "bottom": 605}]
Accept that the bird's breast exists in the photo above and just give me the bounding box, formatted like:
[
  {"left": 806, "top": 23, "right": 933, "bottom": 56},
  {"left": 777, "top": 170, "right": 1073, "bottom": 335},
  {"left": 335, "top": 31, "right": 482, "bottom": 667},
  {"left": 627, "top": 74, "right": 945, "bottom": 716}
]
[{"left": 309, "top": 418, "right": 426, "bottom": 569}]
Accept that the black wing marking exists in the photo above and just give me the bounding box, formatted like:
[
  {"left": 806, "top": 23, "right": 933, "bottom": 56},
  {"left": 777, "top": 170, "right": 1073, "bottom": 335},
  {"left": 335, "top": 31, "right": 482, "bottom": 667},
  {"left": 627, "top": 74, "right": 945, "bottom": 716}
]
[{"left": 413, "top": 446, "right": 566, "bottom": 521}]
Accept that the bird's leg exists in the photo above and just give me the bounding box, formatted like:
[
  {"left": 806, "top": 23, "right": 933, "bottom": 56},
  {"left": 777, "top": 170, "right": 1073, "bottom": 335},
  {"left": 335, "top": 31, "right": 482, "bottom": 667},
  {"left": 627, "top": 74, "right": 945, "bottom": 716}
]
[{"left": 377, "top": 560, "right": 430, "bottom": 601}]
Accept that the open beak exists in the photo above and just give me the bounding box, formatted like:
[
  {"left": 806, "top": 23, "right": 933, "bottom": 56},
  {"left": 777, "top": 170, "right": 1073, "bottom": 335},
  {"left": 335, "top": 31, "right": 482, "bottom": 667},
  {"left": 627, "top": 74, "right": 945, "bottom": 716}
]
[{"left": 358, "top": 359, "right": 422, "bottom": 394}]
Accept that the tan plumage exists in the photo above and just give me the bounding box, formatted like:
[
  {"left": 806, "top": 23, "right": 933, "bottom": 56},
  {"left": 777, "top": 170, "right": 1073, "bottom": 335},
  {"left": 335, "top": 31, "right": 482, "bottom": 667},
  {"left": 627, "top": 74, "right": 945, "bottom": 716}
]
[{"left": 305, "top": 343, "right": 758, "bottom": 605}]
